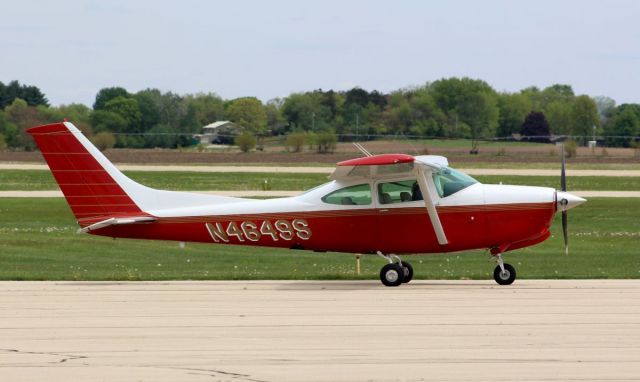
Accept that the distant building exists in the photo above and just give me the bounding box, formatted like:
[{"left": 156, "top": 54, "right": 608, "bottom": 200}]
[{"left": 195, "top": 121, "right": 244, "bottom": 144}]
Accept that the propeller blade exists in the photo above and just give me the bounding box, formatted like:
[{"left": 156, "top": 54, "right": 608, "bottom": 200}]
[
  {"left": 560, "top": 144, "right": 568, "bottom": 255},
  {"left": 560, "top": 144, "right": 567, "bottom": 192},
  {"left": 562, "top": 209, "right": 568, "bottom": 256}
]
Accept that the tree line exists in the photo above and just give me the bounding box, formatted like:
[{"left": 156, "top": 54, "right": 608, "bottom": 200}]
[{"left": 1, "top": 78, "right": 639, "bottom": 151}]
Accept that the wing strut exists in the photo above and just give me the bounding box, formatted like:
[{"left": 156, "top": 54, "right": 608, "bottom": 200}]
[{"left": 413, "top": 164, "right": 448, "bottom": 245}]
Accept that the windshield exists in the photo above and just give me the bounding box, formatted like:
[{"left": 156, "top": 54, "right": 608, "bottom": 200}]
[{"left": 432, "top": 167, "right": 478, "bottom": 198}]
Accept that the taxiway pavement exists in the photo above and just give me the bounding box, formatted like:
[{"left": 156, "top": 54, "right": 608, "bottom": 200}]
[{"left": 1, "top": 280, "right": 639, "bottom": 381}]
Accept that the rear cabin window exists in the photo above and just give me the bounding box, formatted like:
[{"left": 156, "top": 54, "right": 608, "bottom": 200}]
[
  {"left": 322, "top": 184, "right": 372, "bottom": 205},
  {"left": 378, "top": 180, "right": 423, "bottom": 204}
]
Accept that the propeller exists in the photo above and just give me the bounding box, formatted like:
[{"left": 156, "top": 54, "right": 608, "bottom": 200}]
[{"left": 560, "top": 144, "right": 569, "bottom": 255}]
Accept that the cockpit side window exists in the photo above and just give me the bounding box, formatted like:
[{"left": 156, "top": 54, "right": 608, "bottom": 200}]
[
  {"left": 432, "top": 167, "right": 477, "bottom": 198},
  {"left": 377, "top": 179, "right": 422, "bottom": 204},
  {"left": 321, "top": 184, "right": 372, "bottom": 205}
]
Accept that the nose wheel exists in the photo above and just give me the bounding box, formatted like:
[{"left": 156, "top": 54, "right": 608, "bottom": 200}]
[
  {"left": 377, "top": 251, "right": 413, "bottom": 287},
  {"left": 492, "top": 254, "right": 516, "bottom": 285}
]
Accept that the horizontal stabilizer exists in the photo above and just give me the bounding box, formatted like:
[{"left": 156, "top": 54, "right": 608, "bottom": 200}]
[{"left": 78, "top": 216, "right": 157, "bottom": 234}]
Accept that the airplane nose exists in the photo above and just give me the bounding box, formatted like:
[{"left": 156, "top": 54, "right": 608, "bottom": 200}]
[{"left": 556, "top": 191, "right": 586, "bottom": 210}]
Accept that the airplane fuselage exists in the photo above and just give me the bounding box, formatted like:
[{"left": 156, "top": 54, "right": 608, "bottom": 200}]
[{"left": 94, "top": 182, "right": 558, "bottom": 255}]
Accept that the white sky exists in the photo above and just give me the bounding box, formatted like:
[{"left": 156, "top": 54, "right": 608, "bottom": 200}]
[{"left": 2, "top": 0, "right": 639, "bottom": 107}]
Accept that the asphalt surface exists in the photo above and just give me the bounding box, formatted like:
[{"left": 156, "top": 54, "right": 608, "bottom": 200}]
[{"left": 2, "top": 280, "right": 639, "bottom": 382}]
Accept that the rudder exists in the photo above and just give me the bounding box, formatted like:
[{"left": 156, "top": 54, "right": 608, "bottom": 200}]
[{"left": 28, "top": 122, "right": 144, "bottom": 224}]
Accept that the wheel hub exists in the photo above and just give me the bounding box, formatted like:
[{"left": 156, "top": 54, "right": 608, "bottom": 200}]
[{"left": 386, "top": 270, "right": 399, "bottom": 283}]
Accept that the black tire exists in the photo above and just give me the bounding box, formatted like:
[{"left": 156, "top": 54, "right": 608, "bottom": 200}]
[
  {"left": 380, "top": 263, "right": 405, "bottom": 287},
  {"left": 401, "top": 261, "right": 414, "bottom": 283},
  {"left": 493, "top": 263, "right": 516, "bottom": 285}
]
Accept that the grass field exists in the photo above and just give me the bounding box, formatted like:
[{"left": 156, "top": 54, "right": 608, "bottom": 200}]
[
  {"left": 458, "top": 162, "right": 640, "bottom": 170},
  {"left": 1, "top": 170, "right": 640, "bottom": 191},
  {"left": 0, "top": 197, "right": 638, "bottom": 281},
  {"left": 0, "top": 170, "right": 328, "bottom": 191}
]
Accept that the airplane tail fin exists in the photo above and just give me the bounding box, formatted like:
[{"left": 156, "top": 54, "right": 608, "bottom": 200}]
[
  {"left": 27, "top": 122, "right": 146, "bottom": 223},
  {"left": 28, "top": 122, "right": 246, "bottom": 227}
]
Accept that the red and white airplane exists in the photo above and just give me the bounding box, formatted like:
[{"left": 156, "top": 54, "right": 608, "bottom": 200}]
[{"left": 28, "top": 122, "right": 586, "bottom": 286}]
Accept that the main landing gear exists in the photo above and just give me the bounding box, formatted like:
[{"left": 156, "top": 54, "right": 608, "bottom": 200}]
[
  {"left": 377, "top": 251, "right": 413, "bottom": 287},
  {"left": 492, "top": 253, "right": 516, "bottom": 285}
]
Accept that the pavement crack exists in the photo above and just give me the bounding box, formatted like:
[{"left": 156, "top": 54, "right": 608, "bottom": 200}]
[
  {"left": 0, "top": 348, "right": 88, "bottom": 365},
  {"left": 161, "top": 366, "right": 268, "bottom": 382}
]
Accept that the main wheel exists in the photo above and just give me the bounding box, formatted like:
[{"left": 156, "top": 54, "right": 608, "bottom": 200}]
[
  {"left": 493, "top": 263, "right": 516, "bottom": 285},
  {"left": 401, "top": 262, "right": 413, "bottom": 283},
  {"left": 380, "top": 263, "right": 405, "bottom": 287}
]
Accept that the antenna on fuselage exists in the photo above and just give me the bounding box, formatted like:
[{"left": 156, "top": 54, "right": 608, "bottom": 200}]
[{"left": 353, "top": 142, "right": 373, "bottom": 157}]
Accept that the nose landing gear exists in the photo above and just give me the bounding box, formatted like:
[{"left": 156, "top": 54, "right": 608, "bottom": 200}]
[
  {"left": 377, "top": 251, "right": 413, "bottom": 287},
  {"left": 492, "top": 253, "right": 516, "bottom": 285}
]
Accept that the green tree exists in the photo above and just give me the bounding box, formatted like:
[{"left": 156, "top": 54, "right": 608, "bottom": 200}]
[
  {"left": 541, "top": 84, "right": 574, "bottom": 106},
  {"left": 520, "top": 86, "right": 544, "bottom": 111},
  {"left": 20, "top": 85, "right": 49, "bottom": 107},
  {"left": 497, "top": 93, "right": 532, "bottom": 137},
  {"left": 0, "top": 80, "right": 48, "bottom": 108},
  {"left": 226, "top": 97, "right": 268, "bottom": 135},
  {"left": 4, "top": 98, "right": 48, "bottom": 149},
  {"left": 265, "top": 98, "right": 286, "bottom": 134},
  {"left": 56, "top": 103, "right": 93, "bottom": 136},
  {"left": 605, "top": 105, "right": 640, "bottom": 147},
  {"left": 90, "top": 110, "right": 127, "bottom": 133},
  {"left": 93, "top": 87, "right": 130, "bottom": 110},
  {"left": 281, "top": 93, "right": 331, "bottom": 132},
  {"left": 155, "top": 91, "right": 188, "bottom": 129},
  {"left": 593, "top": 96, "right": 616, "bottom": 125},
  {"left": 316, "top": 130, "right": 337, "bottom": 153},
  {"left": 91, "top": 132, "right": 116, "bottom": 151},
  {"left": 362, "top": 102, "right": 385, "bottom": 136},
  {"left": 569, "top": 95, "right": 599, "bottom": 137},
  {"left": 544, "top": 100, "right": 572, "bottom": 135},
  {"left": 234, "top": 131, "right": 257, "bottom": 152},
  {"left": 285, "top": 131, "right": 306, "bottom": 152},
  {"left": 134, "top": 91, "right": 162, "bottom": 132},
  {"left": 431, "top": 77, "right": 499, "bottom": 139},
  {"left": 143, "top": 124, "right": 178, "bottom": 148},
  {"left": 0, "top": 110, "right": 19, "bottom": 147},
  {"left": 185, "top": 93, "right": 225, "bottom": 127},
  {"left": 103, "top": 96, "right": 142, "bottom": 133},
  {"left": 386, "top": 91, "right": 413, "bottom": 134}
]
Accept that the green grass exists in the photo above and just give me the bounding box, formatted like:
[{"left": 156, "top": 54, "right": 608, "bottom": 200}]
[
  {"left": 456, "top": 162, "right": 640, "bottom": 170},
  {"left": 0, "top": 198, "right": 638, "bottom": 280},
  {"left": 415, "top": 139, "right": 543, "bottom": 148},
  {"left": 1, "top": 169, "right": 639, "bottom": 192},
  {"left": 0, "top": 170, "right": 329, "bottom": 191},
  {"left": 473, "top": 175, "right": 640, "bottom": 191}
]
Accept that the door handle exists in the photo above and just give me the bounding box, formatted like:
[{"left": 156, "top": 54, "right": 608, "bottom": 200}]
[{"left": 379, "top": 209, "right": 389, "bottom": 212}]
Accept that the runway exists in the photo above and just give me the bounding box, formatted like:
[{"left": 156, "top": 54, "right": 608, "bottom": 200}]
[{"left": 1, "top": 280, "right": 640, "bottom": 381}]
